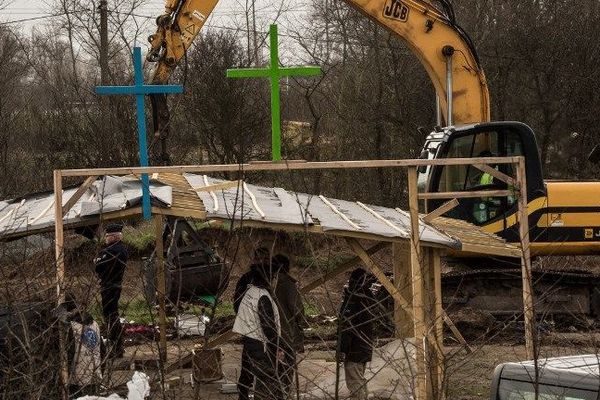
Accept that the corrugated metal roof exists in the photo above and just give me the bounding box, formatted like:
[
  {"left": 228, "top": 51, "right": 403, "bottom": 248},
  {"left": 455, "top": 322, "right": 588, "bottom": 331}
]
[{"left": 0, "top": 173, "right": 522, "bottom": 257}]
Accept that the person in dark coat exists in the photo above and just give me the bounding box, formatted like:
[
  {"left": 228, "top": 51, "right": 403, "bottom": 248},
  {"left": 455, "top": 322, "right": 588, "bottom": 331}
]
[
  {"left": 273, "top": 254, "right": 306, "bottom": 398},
  {"left": 233, "top": 259, "right": 283, "bottom": 400},
  {"left": 93, "top": 223, "right": 128, "bottom": 358},
  {"left": 339, "top": 268, "right": 376, "bottom": 400},
  {"left": 233, "top": 247, "right": 272, "bottom": 400}
]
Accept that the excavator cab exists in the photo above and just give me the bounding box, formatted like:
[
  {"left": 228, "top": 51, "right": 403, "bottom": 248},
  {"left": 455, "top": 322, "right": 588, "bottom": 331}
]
[{"left": 422, "top": 122, "right": 546, "bottom": 240}]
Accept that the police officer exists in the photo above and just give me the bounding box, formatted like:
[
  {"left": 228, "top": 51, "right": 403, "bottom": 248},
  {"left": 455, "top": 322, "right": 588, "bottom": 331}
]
[{"left": 94, "top": 223, "right": 128, "bottom": 358}]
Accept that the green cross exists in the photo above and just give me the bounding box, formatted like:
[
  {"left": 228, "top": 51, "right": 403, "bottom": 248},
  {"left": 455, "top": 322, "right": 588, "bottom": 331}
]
[{"left": 227, "top": 24, "right": 322, "bottom": 161}]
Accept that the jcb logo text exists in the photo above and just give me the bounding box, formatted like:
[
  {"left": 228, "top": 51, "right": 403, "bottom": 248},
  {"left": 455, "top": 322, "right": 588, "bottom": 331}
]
[{"left": 383, "top": 0, "right": 409, "bottom": 22}]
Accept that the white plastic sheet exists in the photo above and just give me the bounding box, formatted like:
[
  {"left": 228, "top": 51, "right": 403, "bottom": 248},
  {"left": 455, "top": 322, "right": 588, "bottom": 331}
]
[{"left": 75, "top": 371, "right": 150, "bottom": 400}]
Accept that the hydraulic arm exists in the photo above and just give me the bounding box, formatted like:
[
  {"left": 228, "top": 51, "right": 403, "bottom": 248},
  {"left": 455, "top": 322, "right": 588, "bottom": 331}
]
[
  {"left": 147, "top": 0, "right": 219, "bottom": 164},
  {"left": 147, "top": 0, "right": 491, "bottom": 162}
]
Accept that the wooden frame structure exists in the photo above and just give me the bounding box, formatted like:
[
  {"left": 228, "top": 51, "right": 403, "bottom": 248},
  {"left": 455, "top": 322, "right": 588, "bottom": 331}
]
[{"left": 53, "top": 156, "right": 534, "bottom": 400}]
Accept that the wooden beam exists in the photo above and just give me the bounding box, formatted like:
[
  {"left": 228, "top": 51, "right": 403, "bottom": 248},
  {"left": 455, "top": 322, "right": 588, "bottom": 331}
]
[
  {"left": 62, "top": 175, "right": 98, "bottom": 215},
  {"left": 431, "top": 249, "right": 445, "bottom": 399},
  {"left": 472, "top": 163, "right": 518, "bottom": 187},
  {"left": 59, "top": 157, "right": 523, "bottom": 177},
  {"left": 190, "top": 180, "right": 242, "bottom": 192},
  {"left": 54, "top": 170, "right": 69, "bottom": 400},
  {"left": 517, "top": 158, "right": 536, "bottom": 359},
  {"left": 154, "top": 216, "right": 168, "bottom": 363},
  {"left": 393, "top": 243, "right": 413, "bottom": 338},
  {"left": 418, "top": 190, "right": 513, "bottom": 200},
  {"left": 346, "top": 238, "right": 414, "bottom": 316},
  {"left": 408, "top": 167, "right": 427, "bottom": 400},
  {"left": 423, "top": 199, "right": 459, "bottom": 223}
]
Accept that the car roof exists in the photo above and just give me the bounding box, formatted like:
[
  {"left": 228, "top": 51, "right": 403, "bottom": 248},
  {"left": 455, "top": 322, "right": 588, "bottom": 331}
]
[{"left": 499, "top": 355, "right": 600, "bottom": 392}]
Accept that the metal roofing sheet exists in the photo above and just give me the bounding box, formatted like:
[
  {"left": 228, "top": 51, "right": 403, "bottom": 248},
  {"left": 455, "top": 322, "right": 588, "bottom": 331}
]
[
  {"left": 0, "top": 176, "right": 172, "bottom": 238},
  {"left": 185, "top": 175, "right": 459, "bottom": 249}
]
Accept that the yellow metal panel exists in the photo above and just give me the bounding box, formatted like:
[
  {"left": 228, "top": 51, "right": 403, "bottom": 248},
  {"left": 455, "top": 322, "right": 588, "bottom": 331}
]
[
  {"left": 342, "top": 0, "right": 490, "bottom": 123},
  {"left": 546, "top": 181, "right": 600, "bottom": 207},
  {"left": 537, "top": 212, "right": 600, "bottom": 228}
]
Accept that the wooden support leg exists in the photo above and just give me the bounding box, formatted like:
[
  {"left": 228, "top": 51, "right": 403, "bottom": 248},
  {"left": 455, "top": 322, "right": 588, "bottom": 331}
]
[
  {"left": 54, "top": 171, "right": 69, "bottom": 400},
  {"left": 393, "top": 242, "right": 413, "bottom": 338},
  {"left": 517, "top": 158, "right": 536, "bottom": 359},
  {"left": 154, "top": 215, "right": 168, "bottom": 363},
  {"left": 408, "top": 167, "right": 427, "bottom": 400},
  {"left": 430, "top": 249, "right": 445, "bottom": 400}
]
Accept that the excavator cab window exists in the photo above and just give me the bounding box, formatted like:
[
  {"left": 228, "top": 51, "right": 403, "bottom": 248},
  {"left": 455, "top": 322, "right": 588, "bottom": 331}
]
[{"left": 434, "top": 129, "right": 523, "bottom": 225}]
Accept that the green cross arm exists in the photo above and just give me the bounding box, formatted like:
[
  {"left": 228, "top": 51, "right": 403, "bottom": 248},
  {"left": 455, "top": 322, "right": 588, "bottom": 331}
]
[
  {"left": 227, "top": 66, "right": 321, "bottom": 79},
  {"left": 225, "top": 24, "right": 322, "bottom": 161}
]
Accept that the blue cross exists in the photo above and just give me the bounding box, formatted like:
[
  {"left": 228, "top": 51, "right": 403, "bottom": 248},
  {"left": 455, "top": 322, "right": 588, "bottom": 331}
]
[{"left": 96, "top": 47, "right": 183, "bottom": 220}]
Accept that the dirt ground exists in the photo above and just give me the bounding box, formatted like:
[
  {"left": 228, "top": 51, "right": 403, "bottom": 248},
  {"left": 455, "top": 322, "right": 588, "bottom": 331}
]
[{"left": 99, "top": 331, "right": 600, "bottom": 400}]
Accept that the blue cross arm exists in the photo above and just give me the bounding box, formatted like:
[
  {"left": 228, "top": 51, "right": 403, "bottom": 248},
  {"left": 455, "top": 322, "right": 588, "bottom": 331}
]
[
  {"left": 226, "top": 68, "right": 272, "bottom": 78},
  {"left": 278, "top": 66, "right": 322, "bottom": 77},
  {"left": 96, "top": 84, "right": 184, "bottom": 96}
]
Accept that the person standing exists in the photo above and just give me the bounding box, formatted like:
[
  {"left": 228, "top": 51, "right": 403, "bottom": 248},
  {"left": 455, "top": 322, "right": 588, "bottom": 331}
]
[
  {"left": 233, "top": 261, "right": 283, "bottom": 400},
  {"left": 339, "top": 268, "right": 376, "bottom": 400},
  {"left": 273, "top": 254, "right": 306, "bottom": 398},
  {"left": 234, "top": 247, "right": 271, "bottom": 400},
  {"left": 59, "top": 293, "right": 102, "bottom": 397},
  {"left": 93, "top": 223, "right": 128, "bottom": 358}
]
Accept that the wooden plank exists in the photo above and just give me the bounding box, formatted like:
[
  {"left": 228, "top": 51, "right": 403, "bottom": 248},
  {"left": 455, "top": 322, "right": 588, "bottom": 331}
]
[
  {"left": 408, "top": 167, "right": 427, "bottom": 400},
  {"left": 473, "top": 163, "right": 518, "bottom": 187},
  {"left": 392, "top": 242, "right": 413, "bottom": 338},
  {"left": 432, "top": 249, "right": 445, "bottom": 398},
  {"left": 423, "top": 199, "right": 459, "bottom": 223},
  {"left": 418, "top": 190, "right": 513, "bottom": 200},
  {"left": 154, "top": 216, "right": 168, "bottom": 363},
  {"left": 190, "top": 180, "right": 242, "bottom": 192},
  {"left": 459, "top": 243, "right": 522, "bottom": 258},
  {"left": 54, "top": 170, "right": 69, "bottom": 400},
  {"left": 60, "top": 157, "right": 522, "bottom": 177},
  {"left": 62, "top": 175, "right": 98, "bottom": 214},
  {"left": 517, "top": 158, "right": 536, "bottom": 359},
  {"left": 346, "top": 238, "right": 414, "bottom": 316}
]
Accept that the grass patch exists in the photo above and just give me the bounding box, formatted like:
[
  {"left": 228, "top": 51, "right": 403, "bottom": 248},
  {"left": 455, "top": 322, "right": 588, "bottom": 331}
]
[
  {"left": 304, "top": 302, "right": 320, "bottom": 316},
  {"left": 122, "top": 222, "right": 155, "bottom": 252},
  {"left": 296, "top": 252, "right": 354, "bottom": 271}
]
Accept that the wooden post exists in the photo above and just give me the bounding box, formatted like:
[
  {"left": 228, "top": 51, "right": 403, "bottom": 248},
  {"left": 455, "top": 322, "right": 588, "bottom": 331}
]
[
  {"left": 54, "top": 170, "right": 69, "bottom": 400},
  {"left": 154, "top": 215, "right": 168, "bottom": 363},
  {"left": 517, "top": 158, "right": 535, "bottom": 359},
  {"left": 393, "top": 242, "right": 413, "bottom": 338},
  {"left": 430, "top": 248, "right": 445, "bottom": 399},
  {"left": 408, "top": 167, "right": 427, "bottom": 400}
]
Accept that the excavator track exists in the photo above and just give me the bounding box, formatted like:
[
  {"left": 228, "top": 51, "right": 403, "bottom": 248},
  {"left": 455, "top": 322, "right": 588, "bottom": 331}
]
[{"left": 442, "top": 261, "right": 600, "bottom": 319}]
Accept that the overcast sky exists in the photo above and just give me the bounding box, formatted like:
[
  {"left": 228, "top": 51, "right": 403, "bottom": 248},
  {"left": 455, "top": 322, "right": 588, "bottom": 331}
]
[{"left": 1, "top": 1, "right": 311, "bottom": 47}]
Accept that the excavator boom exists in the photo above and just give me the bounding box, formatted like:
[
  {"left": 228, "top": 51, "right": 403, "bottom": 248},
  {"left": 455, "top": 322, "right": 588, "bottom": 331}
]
[
  {"left": 344, "top": 0, "right": 490, "bottom": 124},
  {"left": 146, "top": 0, "right": 491, "bottom": 164}
]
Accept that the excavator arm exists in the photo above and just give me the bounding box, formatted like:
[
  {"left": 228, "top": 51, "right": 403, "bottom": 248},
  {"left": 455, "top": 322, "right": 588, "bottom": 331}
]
[
  {"left": 146, "top": 0, "right": 219, "bottom": 164},
  {"left": 343, "top": 0, "right": 490, "bottom": 124},
  {"left": 147, "top": 0, "right": 490, "bottom": 163}
]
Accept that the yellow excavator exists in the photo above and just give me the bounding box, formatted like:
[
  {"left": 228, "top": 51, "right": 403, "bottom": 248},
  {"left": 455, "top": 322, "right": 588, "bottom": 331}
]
[{"left": 146, "top": 0, "right": 600, "bottom": 317}]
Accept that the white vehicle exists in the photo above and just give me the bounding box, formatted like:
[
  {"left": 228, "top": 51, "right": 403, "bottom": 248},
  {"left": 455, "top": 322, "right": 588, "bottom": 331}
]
[{"left": 490, "top": 355, "right": 600, "bottom": 400}]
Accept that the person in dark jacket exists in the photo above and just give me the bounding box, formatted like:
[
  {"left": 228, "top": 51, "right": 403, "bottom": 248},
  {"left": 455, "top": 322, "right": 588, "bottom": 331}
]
[
  {"left": 232, "top": 260, "right": 283, "bottom": 400},
  {"left": 93, "top": 223, "right": 128, "bottom": 358},
  {"left": 234, "top": 247, "right": 272, "bottom": 400},
  {"left": 273, "top": 254, "right": 306, "bottom": 398},
  {"left": 339, "top": 268, "right": 376, "bottom": 400}
]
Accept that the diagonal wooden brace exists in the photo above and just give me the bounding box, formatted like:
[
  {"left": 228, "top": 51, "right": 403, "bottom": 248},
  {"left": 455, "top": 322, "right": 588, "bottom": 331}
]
[
  {"left": 346, "top": 238, "right": 473, "bottom": 354},
  {"left": 62, "top": 175, "right": 99, "bottom": 215}
]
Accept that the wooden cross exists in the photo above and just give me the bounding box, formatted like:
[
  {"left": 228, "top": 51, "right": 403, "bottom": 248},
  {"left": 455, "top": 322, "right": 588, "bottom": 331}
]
[
  {"left": 96, "top": 47, "right": 183, "bottom": 220},
  {"left": 227, "top": 24, "right": 322, "bottom": 161}
]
